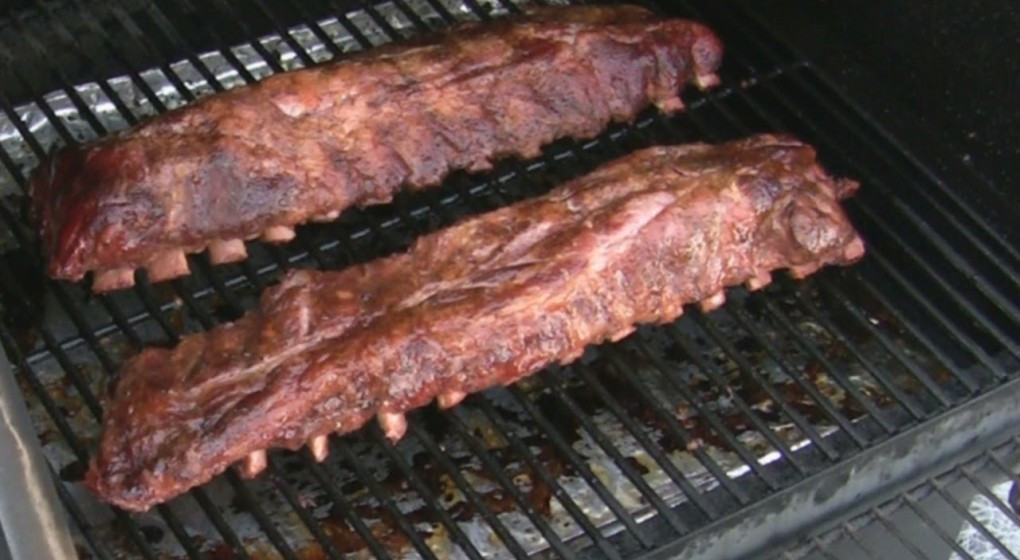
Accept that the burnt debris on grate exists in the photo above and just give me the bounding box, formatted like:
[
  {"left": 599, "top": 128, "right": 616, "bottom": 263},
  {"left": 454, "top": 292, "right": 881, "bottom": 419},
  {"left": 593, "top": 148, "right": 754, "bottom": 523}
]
[{"left": 0, "top": 0, "right": 1017, "bottom": 558}]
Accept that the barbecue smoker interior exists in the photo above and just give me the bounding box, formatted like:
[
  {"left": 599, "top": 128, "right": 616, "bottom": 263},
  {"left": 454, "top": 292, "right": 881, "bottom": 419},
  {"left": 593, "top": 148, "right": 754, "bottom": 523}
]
[{"left": 0, "top": 0, "right": 1017, "bottom": 559}]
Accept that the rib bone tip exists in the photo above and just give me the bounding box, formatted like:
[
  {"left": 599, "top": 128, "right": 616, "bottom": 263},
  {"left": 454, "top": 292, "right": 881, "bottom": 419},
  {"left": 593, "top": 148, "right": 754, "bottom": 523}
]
[
  {"left": 262, "top": 225, "right": 296, "bottom": 243},
  {"left": 789, "top": 263, "right": 820, "bottom": 279},
  {"left": 241, "top": 450, "right": 267, "bottom": 478},
  {"left": 309, "top": 435, "right": 329, "bottom": 462},
  {"left": 695, "top": 73, "right": 721, "bottom": 90},
  {"left": 93, "top": 268, "right": 136, "bottom": 292},
  {"left": 746, "top": 271, "right": 772, "bottom": 292},
  {"left": 658, "top": 96, "right": 685, "bottom": 113},
  {"left": 378, "top": 411, "right": 408, "bottom": 442},
  {"left": 147, "top": 250, "right": 190, "bottom": 282},
  {"left": 208, "top": 238, "right": 248, "bottom": 264},
  {"left": 437, "top": 390, "right": 467, "bottom": 409},
  {"left": 699, "top": 291, "right": 726, "bottom": 312},
  {"left": 312, "top": 210, "right": 341, "bottom": 223},
  {"left": 843, "top": 237, "right": 865, "bottom": 261}
]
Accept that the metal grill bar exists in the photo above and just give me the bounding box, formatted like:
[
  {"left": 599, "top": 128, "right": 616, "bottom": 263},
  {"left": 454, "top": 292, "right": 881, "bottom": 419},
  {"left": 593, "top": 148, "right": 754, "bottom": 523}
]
[
  {"left": 668, "top": 320, "right": 806, "bottom": 478},
  {"left": 2, "top": 13, "right": 110, "bottom": 136},
  {"left": 828, "top": 274, "right": 982, "bottom": 394},
  {"left": 369, "top": 426, "right": 489, "bottom": 560},
  {"left": 601, "top": 349, "right": 753, "bottom": 507},
  {"left": 781, "top": 435, "right": 1020, "bottom": 560},
  {"left": 734, "top": 8, "right": 1020, "bottom": 276},
  {"left": 786, "top": 287, "right": 928, "bottom": 419},
  {"left": 19, "top": 2, "right": 142, "bottom": 127},
  {"left": 264, "top": 456, "right": 347, "bottom": 560},
  {"left": 569, "top": 362, "right": 719, "bottom": 521},
  {"left": 929, "top": 479, "right": 1019, "bottom": 560},
  {"left": 299, "top": 448, "right": 396, "bottom": 560},
  {"left": 840, "top": 523, "right": 882, "bottom": 560},
  {"left": 674, "top": 0, "right": 1020, "bottom": 356},
  {"left": 816, "top": 281, "right": 957, "bottom": 405},
  {"left": 900, "top": 496, "right": 976, "bottom": 560},
  {"left": 960, "top": 467, "right": 1020, "bottom": 528},
  {"left": 506, "top": 383, "right": 657, "bottom": 549},
  {"left": 722, "top": 304, "right": 865, "bottom": 451},
  {"left": 44, "top": 0, "right": 168, "bottom": 114},
  {"left": 441, "top": 406, "right": 580, "bottom": 559},
  {"left": 331, "top": 438, "right": 442, "bottom": 560},
  {"left": 405, "top": 421, "right": 535, "bottom": 558},
  {"left": 872, "top": 507, "right": 929, "bottom": 560},
  {"left": 756, "top": 299, "right": 896, "bottom": 433},
  {"left": 469, "top": 396, "right": 626, "bottom": 559},
  {"left": 700, "top": 310, "right": 851, "bottom": 453},
  {"left": 719, "top": 2, "right": 1020, "bottom": 274},
  {"left": 625, "top": 335, "right": 779, "bottom": 491},
  {"left": 537, "top": 367, "right": 690, "bottom": 533},
  {"left": 685, "top": 63, "right": 1012, "bottom": 384}
]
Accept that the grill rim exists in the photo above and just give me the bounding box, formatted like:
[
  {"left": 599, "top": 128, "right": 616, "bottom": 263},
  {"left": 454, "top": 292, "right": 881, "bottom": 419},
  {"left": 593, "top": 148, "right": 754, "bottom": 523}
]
[{"left": 627, "top": 376, "right": 1020, "bottom": 560}]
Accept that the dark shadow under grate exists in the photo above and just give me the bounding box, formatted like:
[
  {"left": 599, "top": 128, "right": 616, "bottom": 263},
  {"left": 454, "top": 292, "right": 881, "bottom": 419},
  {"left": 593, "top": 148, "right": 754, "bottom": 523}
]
[{"left": 0, "top": 0, "right": 1017, "bottom": 558}]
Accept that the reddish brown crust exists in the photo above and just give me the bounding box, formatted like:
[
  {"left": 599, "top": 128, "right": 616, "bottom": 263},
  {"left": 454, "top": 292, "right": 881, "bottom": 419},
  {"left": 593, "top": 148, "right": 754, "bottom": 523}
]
[
  {"left": 85, "top": 135, "right": 864, "bottom": 511},
  {"left": 28, "top": 5, "right": 723, "bottom": 288}
]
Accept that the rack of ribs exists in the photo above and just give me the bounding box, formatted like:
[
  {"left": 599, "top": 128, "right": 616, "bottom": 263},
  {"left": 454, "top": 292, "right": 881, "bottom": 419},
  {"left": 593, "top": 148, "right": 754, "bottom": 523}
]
[
  {"left": 28, "top": 5, "right": 723, "bottom": 292},
  {"left": 84, "top": 134, "right": 864, "bottom": 512}
]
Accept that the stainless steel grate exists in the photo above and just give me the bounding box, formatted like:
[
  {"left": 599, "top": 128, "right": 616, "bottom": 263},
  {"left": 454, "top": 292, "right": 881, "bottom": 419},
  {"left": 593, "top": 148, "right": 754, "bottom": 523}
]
[{"left": 0, "top": 0, "right": 1017, "bottom": 558}]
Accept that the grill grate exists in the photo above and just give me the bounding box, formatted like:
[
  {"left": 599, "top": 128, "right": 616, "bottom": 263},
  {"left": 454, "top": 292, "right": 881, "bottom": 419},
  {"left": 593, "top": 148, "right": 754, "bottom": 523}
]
[
  {"left": 0, "top": 0, "right": 1017, "bottom": 558},
  {"left": 779, "top": 435, "right": 1020, "bottom": 560}
]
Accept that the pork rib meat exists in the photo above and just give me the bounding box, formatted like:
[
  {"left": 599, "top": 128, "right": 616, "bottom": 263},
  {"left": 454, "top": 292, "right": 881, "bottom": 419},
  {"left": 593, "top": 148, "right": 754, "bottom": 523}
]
[
  {"left": 29, "top": 5, "right": 722, "bottom": 291},
  {"left": 85, "top": 135, "right": 864, "bottom": 511}
]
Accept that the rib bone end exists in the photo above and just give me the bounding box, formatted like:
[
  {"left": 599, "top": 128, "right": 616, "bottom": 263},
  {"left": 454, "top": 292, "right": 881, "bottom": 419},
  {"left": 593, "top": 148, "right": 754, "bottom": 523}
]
[
  {"left": 657, "top": 96, "right": 685, "bottom": 113},
  {"left": 699, "top": 291, "right": 727, "bottom": 312},
  {"left": 437, "top": 390, "right": 467, "bottom": 409},
  {"left": 309, "top": 435, "right": 329, "bottom": 462},
  {"left": 208, "top": 239, "right": 248, "bottom": 264},
  {"left": 241, "top": 450, "right": 267, "bottom": 478},
  {"left": 695, "top": 73, "right": 721, "bottom": 90},
  {"left": 746, "top": 271, "right": 773, "bottom": 292},
  {"left": 262, "top": 225, "right": 296, "bottom": 243},
  {"left": 843, "top": 237, "right": 865, "bottom": 262},
  {"left": 378, "top": 411, "right": 408, "bottom": 442},
  {"left": 789, "top": 262, "right": 821, "bottom": 279},
  {"left": 609, "top": 325, "right": 636, "bottom": 342},
  {"left": 93, "top": 268, "right": 135, "bottom": 292},
  {"left": 146, "top": 251, "right": 190, "bottom": 282},
  {"left": 311, "top": 210, "right": 341, "bottom": 223}
]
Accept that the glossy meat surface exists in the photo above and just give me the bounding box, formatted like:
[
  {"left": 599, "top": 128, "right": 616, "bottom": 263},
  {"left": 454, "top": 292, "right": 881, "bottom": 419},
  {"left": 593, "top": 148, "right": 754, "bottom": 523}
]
[
  {"left": 28, "top": 5, "right": 722, "bottom": 290},
  {"left": 85, "top": 135, "right": 864, "bottom": 511}
]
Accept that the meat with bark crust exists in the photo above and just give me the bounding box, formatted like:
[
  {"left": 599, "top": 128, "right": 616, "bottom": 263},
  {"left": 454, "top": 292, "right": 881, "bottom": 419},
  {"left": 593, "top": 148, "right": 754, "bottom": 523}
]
[
  {"left": 28, "top": 5, "right": 723, "bottom": 291},
  {"left": 84, "top": 135, "right": 864, "bottom": 512}
]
